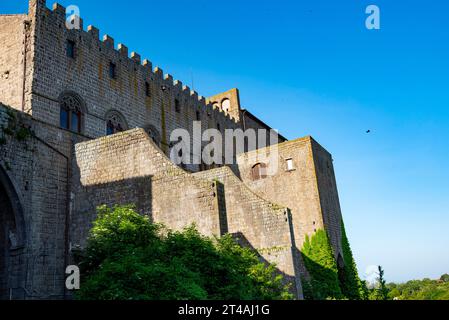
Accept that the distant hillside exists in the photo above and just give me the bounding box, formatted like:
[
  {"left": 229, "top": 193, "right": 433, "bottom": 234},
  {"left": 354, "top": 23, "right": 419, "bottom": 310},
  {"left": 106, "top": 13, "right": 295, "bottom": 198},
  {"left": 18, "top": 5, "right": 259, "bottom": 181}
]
[{"left": 387, "top": 274, "right": 449, "bottom": 300}]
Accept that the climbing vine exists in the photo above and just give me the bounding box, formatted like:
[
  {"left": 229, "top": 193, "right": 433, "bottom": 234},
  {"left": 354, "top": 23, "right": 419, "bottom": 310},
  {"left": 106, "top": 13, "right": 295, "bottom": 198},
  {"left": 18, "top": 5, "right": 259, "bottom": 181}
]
[
  {"left": 338, "top": 222, "right": 363, "bottom": 300},
  {"left": 301, "top": 224, "right": 363, "bottom": 300},
  {"left": 301, "top": 229, "right": 343, "bottom": 300}
]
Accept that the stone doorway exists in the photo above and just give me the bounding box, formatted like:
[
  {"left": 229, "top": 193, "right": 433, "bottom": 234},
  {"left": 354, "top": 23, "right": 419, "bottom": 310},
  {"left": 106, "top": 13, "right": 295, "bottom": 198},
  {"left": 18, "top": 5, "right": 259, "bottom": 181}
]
[{"left": 0, "top": 166, "right": 26, "bottom": 300}]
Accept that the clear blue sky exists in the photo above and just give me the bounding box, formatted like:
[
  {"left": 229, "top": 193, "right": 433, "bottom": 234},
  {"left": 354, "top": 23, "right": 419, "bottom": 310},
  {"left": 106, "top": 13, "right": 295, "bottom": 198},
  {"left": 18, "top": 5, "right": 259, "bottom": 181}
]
[{"left": 2, "top": 0, "right": 448, "bottom": 283}]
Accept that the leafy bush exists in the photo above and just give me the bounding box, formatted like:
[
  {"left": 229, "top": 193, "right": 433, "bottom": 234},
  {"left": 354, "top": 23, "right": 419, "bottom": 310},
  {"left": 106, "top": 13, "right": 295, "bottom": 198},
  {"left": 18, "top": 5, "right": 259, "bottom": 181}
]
[
  {"left": 75, "top": 205, "right": 293, "bottom": 300},
  {"left": 387, "top": 277, "right": 449, "bottom": 300}
]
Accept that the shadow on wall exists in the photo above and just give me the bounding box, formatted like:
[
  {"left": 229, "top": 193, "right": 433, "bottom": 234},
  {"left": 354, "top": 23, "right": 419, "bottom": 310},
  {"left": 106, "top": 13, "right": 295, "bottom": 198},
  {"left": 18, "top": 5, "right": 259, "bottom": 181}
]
[
  {"left": 69, "top": 172, "right": 153, "bottom": 251},
  {"left": 299, "top": 251, "right": 343, "bottom": 300},
  {"left": 231, "top": 232, "right": 299, "bottom": 299},
  {"left": 0, "top": 165, "right": 27, "bottom": 300},
  {"left": 68, "top": 166, "right": 301, "bottom": 299}
]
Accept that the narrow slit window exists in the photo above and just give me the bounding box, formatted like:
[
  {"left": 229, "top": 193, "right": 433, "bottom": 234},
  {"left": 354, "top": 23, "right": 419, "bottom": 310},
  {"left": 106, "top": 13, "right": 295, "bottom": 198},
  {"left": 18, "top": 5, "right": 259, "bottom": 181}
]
[
  {"left": 66, "top": 40, "right": 75, "bottom": 59},
  {"left": 145, "top": 82, "right": 151, "bottom": 97},
  {"left": 109, "top": 62, "right": 117, "bottom": 79}
]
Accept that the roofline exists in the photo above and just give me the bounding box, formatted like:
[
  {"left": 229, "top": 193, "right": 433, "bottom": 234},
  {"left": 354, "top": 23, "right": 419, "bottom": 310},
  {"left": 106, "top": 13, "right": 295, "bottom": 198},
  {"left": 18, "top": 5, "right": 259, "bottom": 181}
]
[{"left": 241, "top": 109, "right": 288, "bottom": 142}]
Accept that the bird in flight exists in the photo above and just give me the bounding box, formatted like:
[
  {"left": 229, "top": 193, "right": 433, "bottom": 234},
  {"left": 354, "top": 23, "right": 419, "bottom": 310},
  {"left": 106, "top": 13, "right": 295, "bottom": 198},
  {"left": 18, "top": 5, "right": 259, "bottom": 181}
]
[{"left": 366, "top": 130, "right": 371, "bottom": 134}]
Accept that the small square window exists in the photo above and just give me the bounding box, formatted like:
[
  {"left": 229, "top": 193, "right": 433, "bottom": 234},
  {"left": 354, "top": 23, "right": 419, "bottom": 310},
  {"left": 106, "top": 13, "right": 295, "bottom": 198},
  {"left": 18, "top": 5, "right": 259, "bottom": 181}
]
[
  {"left": 286, "top": 158, "right": 294, "bottom": 171},
  {"left": 109, "top": 62, "right": 117, "bottom": 79},
  {"left": 66, "top": 40, "right": 75, "bottom": 59},
  {"left": 175, "top": 99, "right": 181, "bottom": 113}
]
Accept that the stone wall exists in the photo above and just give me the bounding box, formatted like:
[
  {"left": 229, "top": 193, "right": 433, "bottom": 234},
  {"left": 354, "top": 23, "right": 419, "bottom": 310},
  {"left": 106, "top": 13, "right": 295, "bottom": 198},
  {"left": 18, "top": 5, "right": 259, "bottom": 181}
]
[
  {"left": 25, "top": 0, "right": 243, "bottom": 173},
  {"left": 0, "top": 14, "right": 28, "bottom": 111},
  {"left": 236, "top": 137, "right": 344, "bottom": 265},
  {"left": 0, "top": 1, "right": 286, "bottom": 174},
  {"left": 193, "top": 166, "right": 304, "bottom": 298},
  {"left": 310, "top": 139, "right": 344, "bottom": 260},
  {"left": 71, "top": 128, "right": 222, "bottom": 248},
  {"left": 0, "top": 103, "right": 78, "bottom": 299},
  {"left": 71, "top": 129, "right": 304, "bottom": 298}
]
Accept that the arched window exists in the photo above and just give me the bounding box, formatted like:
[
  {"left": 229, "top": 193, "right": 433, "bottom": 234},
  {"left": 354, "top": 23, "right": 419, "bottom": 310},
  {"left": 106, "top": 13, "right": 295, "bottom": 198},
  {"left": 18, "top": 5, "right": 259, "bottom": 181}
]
[
  {"left": 59, "top": 92, "right": 85, "bottom": 133},
  {"left": 251, "top": 163, "right": 267, "bottom": 181},
  {"left": 221, "top": 98, "right": 231, "bottom": 113},
  {"left": 145, "top": 125, "right": 161, "bottom": 147},
  {"left": 105, "top": 110, "right": 128, "bottom": 135}
]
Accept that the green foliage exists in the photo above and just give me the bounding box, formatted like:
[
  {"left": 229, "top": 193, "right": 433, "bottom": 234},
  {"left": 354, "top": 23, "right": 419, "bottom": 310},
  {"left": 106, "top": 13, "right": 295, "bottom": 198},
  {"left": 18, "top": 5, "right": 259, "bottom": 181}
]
[
  {"left": 75, "top": 205, "right": 293, "bottom": 300},
  {"left": 440, "top": 274, "right": 449, "bottom": 283},
  {"left": 359, "top": 280, "right": 371, "bottom": 300},
  {"left": 365, "top": 266, "right": 391, "bottom": 300},
  {"left": 338, "top": 222, "right": 363, "bottom": 299},
  {"left": 376, "top": 266, "right": 390, "bottom": 300},
  {"left": 301, "top": 229, "right": 343, "bottom": 300},
  {"left": 387, "top": 276, "right": 449, "bottom": 300}
]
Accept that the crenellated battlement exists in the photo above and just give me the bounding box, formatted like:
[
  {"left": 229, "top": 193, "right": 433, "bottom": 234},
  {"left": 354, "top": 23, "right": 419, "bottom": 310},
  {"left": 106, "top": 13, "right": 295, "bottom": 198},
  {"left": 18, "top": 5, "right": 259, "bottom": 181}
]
[{"left": 29, "top": 1, "right": 240, "bottom": 126}]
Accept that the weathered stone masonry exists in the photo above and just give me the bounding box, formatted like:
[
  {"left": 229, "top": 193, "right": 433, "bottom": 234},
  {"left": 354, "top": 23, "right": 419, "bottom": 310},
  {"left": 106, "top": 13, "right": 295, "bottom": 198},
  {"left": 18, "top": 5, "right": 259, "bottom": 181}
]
[{"left": 0, "top": 0, "right": 348, "bottom": 300}]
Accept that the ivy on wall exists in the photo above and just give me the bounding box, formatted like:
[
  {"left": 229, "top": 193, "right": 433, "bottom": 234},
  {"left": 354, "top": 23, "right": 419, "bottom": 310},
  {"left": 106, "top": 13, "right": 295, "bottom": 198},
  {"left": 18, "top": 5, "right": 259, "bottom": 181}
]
[
  {"left": 301, "top": 224, "right": 363, "bottom": 300},
  {"left": 338, "top": 222, "right": 363, "bottom": 300},
  {"left": 301, "top": 229, "right": 343, "bottom": 300}
]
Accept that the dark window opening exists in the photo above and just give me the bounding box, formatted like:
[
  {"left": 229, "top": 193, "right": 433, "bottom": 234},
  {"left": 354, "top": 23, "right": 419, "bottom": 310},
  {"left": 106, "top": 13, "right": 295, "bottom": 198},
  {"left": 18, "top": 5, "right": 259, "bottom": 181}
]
[
  {"left": 59, "top": 94, "right": 84, "bottom": 133},
  {"left": 60, "top": 107, "right": 69, "bottom": 129},
  {"left": 106, "top": 120, "right": 114, "bottom": 136},
  {"left": 71, "top": 111, "right": 81, "bottom": 133},
  {"left": 109, "top": 62, "right": 117, "bottom": 79},
  {"left": 105, "top": 111, "right": 127, "bottom": 136},
  {"left": 175, "top": 99, "right": 181, "bottom": 113},
  {"left": 66, "top": 40, "right": 75, "bottom": 58},
  {"left": 145, "top": 82, "right": 151, "bottom": 97},
  {"left": 196, "top": 111, "right": 201, "bottom": 121},
  {"left": 217, "top": 123, "right": 221, "bottom": 131}
]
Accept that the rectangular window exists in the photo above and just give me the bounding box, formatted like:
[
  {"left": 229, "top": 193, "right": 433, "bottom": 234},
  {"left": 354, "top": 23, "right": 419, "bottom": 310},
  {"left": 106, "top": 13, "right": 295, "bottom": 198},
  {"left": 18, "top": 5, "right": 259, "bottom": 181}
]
[
  {"left": 145, "top": 82, "right": 151, "bottom": 97},
  {"left": 217, "top": 123, "right": 221, "bottom": 131},
  {"left": 196, "top": 111, "right": 201, "bottom": 121},
  {"left": 286, "top": 158, "right": 294, "bottom": 171},
  {"left": 66, "top": 40, "right": 75, "bottom": 59},
  {"left": 109, "top": 62, "right": 117, "bottom": 79},
  {"left": 71, "top": 112, "right": 79, "bottom": 133},
  {"left": 175, "top": 99, "right": 181, "bottom": 113},
  {"left": 60, "top": 108, "right": 69, "bottom": 129}
]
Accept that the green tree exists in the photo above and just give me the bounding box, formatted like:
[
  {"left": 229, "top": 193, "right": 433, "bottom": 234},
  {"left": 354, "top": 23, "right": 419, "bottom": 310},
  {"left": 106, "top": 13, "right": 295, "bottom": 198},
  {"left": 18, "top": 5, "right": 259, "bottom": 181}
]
[
  {"left": 387, "top": 277, "right": 449, "bottom": 300},
  {"left": 375, "top": 266, "right": 390, "bottom": 300},
  {"left": 359, "top": 280, "right": 371, "bottom": 300},
  {"left": 440, "top": 274, "right": 449, "bottom": 283},
  {"left": 75, "top": 205, "right": 293, "bottom": 300}
]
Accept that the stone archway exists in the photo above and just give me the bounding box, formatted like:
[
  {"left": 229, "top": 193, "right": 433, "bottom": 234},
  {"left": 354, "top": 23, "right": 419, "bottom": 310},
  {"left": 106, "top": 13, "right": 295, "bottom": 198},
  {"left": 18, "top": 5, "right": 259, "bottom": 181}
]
[{"left": 0, "top": 166, "right": 26, "bottom": 300}]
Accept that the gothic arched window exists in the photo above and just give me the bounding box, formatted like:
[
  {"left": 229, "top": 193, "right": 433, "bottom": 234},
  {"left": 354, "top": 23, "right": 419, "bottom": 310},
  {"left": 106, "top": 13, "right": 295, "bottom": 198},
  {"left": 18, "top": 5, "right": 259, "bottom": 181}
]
[
  {"left": 59, "top": 92, "right": 85, "bottom": 134},
  {"left": 145, "top": 124, "right": 161, "bottom": 147},
  {"left": 105, "top": 110, "right": 128, "bottom": 135}
]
